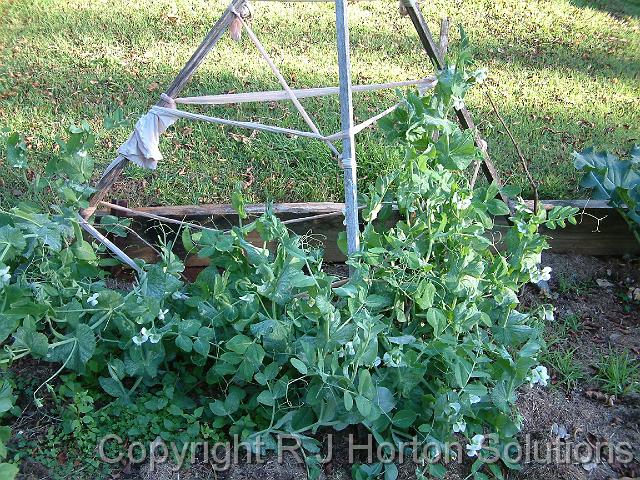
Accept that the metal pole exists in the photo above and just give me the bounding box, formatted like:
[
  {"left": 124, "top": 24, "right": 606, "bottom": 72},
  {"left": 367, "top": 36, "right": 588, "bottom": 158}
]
[{"left": 335, "top": 0, "right": 360, "bottom": 258}]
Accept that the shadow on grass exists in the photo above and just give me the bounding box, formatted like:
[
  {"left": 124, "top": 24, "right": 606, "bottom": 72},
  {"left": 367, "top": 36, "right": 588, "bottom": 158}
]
[
  {"left": 568, "top": 0, "right": 640, "bottom": 18},
  {"left": 353, "top": 22, "right": 640, "bottom": 84}
]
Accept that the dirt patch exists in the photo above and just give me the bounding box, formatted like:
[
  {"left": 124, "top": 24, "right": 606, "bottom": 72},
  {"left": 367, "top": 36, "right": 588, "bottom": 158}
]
[
  {"left": 514, "top": 387, "right": 640, "bottom": 479},
  {"left": 224, "top": 452, "right": 311, "bottom": 480},
  {"left": 514, "top": 253, "right": 640, "bottom": 479}
]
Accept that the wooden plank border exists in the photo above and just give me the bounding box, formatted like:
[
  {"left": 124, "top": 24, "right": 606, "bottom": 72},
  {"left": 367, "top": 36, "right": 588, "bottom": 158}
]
[{"left": 95, "top": 200, "right": 639, "bottom": 266}]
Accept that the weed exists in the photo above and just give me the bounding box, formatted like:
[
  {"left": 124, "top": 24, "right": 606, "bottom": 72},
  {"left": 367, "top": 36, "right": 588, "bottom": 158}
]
[
  {"left": 544, "top": 348, "right": 585, "bottom": 392},
  {"left": 557, "top": 275, "right": 593, "bottom": 295},
  {"left": 595, "top": 350, "right": 640, "bottom": 396},
  {"left": 562, "top": 313, "right": 582, "bottom": 334}
]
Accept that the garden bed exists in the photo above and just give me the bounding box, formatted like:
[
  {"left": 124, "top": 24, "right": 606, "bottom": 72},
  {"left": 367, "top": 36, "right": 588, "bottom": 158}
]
[{"left": 10, "top": 252, "right": 640, "bottom": 480}]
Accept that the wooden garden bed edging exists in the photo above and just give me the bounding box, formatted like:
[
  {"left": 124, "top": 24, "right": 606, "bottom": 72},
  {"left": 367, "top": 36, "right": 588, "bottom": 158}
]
[{"left": 96, "top": 199, "right": 639, "bottom": 268}]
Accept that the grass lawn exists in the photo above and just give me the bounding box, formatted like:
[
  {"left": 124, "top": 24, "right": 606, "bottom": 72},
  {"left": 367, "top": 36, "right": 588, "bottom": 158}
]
[{"left": 0, "top": 0, "right": 638, "bottom": 206}]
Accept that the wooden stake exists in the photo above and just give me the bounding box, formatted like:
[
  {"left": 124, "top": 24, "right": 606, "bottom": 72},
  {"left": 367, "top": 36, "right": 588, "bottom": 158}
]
[{"left": 439, "top": 17, "right": 450, "bottom": 58}]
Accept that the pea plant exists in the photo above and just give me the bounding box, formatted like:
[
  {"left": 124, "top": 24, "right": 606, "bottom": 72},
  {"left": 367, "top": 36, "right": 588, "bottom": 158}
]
[
  {"left": 0, "top": 380, "right": 18, "bottom": 479},
  {"left": 0, "top": 38, "right": 577, "bottom": 480}
]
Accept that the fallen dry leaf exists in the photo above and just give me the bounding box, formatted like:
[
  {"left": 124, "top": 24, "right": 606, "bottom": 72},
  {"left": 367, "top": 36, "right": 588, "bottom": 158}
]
[
  {"left": 229, "top": 132, "right": 251, "bottom": 144},
  {"left": 585, "top": 389, "right": 615, "bottom": 406},
  {"left": 596, "top": 278, "right": 614, "bottom": 288}
]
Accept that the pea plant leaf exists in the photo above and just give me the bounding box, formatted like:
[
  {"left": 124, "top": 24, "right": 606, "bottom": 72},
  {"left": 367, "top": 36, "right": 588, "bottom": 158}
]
[
  {"left": 435, "top": 129, "right": 480, "bottom": 170},
  {"left": 0, "top": 381, "right": 16, "bottom": 416},
  {"left": 54, "top": 127, "right": 95, "bottom": 182},
  {"left": 6, "top": 132, "right": 28, "bottom": 169},
  {"left": 0, "top": 315, "right": 19, "bottom": 344},
  {"left": 46, "top": 324, "right": 96, "bottom": 372},
  {"left": 0, "top": 226, "right": 26, "bottom": 262},
  {"left": 12, "top": 326, "right": 49, "bottom": 358}
]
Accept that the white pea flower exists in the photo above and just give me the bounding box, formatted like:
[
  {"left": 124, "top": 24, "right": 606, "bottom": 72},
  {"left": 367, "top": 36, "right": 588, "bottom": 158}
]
[
  {"left": 449, "top": 402, "right": 461, "bottom": 414},
  {"left": 345, "top": 341, "right": 356, "bottom": 356},
  {"left": 383, "top": 349, "right": 406, "bottom": 368},
  {"left": 469, "top": 395, "right": 481, "bottom": 405},
  {"left": 452, "top": 96, "right": 465, "bottom": 111},
  {"left": 453, "top": 420, "right": 466, "bottom": 433},
  {"left": 466, "top": 434, "right": 485, "bottom": 457},
  {"left": 149, "top": 332, "right": 162, "bottom": 344},
  {"left": 372, "top": 356, "right": 382, "bottom": 368},
  {"left": 543, "top": 306, "right": 555, "bottom": 321},
  {"left": 459, "top": 198, "right": 472, "bottom": 210},
  {"left": 132, "top": 327, "right": 150, "bottom": 346},
  {"left": 157, "top": 309, "right": 169, "bottom": 321},
  {"left": 527, "top": 365, "right": 550, "bottom": 387},
  {"left": 516, "top": 220, "right": 529, "bottom": 234},
  {"left": 0, "top": 266, "right": 11, "bottom": 286},
  {"left": 172, "top": 291, "right": 189, "bottom": 300},
  {"left": 531, "top": 266, "right": 552, "bottom": 283},
  {"left": 452, "top": 192, "right": 472, "bottom": 211},
  {"left": 87, "top": 292, "right": 100, "bottom": 307}
]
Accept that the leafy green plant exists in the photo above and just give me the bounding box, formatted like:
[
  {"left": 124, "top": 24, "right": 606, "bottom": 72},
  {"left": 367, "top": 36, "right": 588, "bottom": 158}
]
[
  {"left": 595, "top": 350, "right": 640, "bottom": 396},
  {"left": 574, "top": 145, "right": 640, "bottom": 244},
  {"left": 543, "top": 348, "right": 585, "bottom": 392},
  {"left": 0, "top": 34, "right": 578, "bottom": 480},
  {"left": 0, "top": 379, "right": 18, "bottom": 480},
  {"left": 352, "top": 462, "right": 383, "bottom": 480},
  {"left": 562, "top": 313, "right": 582, "bottom": 335}
]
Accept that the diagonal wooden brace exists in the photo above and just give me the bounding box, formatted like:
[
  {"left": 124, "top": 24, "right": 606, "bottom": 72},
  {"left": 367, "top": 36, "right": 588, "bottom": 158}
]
[
  {"left": 402, "top": 0, "right": 510, "bottom": 206},
  {"left": 82, "top": 0, "right": 248, "bottom": 219}
]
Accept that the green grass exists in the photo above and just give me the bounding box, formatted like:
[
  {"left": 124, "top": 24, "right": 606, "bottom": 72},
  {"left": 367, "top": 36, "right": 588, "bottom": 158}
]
[
  {"left": 0, "top": 0, "right": 639, "bottom": 206},
  {"left": 561, "top": 312, "right": 582, "bottom": 333},
  {"left": 546, "top": 312, "right": 583, "bottom": 347},
  {"left": 543, "top": 348, "right": 585, "bottom": 392},
  {"left": 595, "top": 349, "right": 640, "bottom": 396},
  {"left": 557, "top": 274, "right": 594, "bottom": 294}
]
